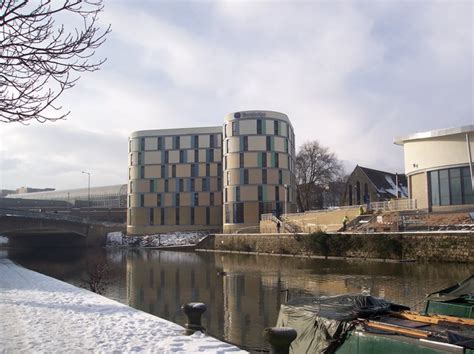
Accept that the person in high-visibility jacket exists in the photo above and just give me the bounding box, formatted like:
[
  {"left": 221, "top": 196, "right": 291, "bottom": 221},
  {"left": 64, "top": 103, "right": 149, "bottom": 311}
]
[{"left": 342, "top": 215, "right": 349, "bottom": 231}]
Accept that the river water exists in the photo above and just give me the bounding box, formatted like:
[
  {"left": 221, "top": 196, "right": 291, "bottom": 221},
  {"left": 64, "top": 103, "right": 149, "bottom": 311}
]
[{"left": 6, "top": 248, "right": 474, "bottom": 352}]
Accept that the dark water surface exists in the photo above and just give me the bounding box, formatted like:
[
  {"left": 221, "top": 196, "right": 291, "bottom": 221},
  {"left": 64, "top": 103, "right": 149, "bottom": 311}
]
[{"left": 6, "top": 248, "right": 474, "bottom": 352}]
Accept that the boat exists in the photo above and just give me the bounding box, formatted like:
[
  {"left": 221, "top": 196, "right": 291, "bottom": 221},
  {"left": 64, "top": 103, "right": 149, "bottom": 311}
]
[{"left": 276, "top": 276, "right": 474, "bottom": 353}]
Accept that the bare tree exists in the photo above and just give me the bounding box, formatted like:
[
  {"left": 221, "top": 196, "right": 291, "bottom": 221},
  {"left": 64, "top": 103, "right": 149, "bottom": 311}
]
[
  {"left": 0, "top": 0, "right": 111, "bottom": 123},
  {"left": 295, "top": 141, "right": 343, "bottom": 211},
  {"left": 83, "top": 260, "right": 109, "bottom": 295}
]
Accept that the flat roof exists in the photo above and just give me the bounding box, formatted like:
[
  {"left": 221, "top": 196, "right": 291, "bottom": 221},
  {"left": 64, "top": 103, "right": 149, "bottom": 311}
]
[
  {"left": 224, "top": 110, "right": 291, "bottom": 124},
  {"left": 130, "top": 126, "right": 222, "bottom": 138},
  {"left": 394, "top": 125, "right": 474, "bottom": 145}
]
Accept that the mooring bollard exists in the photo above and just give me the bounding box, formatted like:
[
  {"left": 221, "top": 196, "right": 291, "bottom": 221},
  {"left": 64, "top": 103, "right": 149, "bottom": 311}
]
[
  {"left": 181, "top": 302, "right": 206, "bottom": 335},
  {"left": 263, "top": 327, "right": 297, "bottom": 354}
]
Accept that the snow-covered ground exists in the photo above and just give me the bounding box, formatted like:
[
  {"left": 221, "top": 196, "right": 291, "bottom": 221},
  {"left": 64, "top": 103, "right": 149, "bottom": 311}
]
[
  {"left": 107, "top": 231, "right": 208, "bottom": 248},
  {"left": 0, "top": 258, "right": 246, "bottom": 353}
]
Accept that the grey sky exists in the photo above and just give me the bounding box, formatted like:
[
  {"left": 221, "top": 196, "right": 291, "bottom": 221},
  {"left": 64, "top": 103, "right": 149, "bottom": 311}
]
[{"left": 0, "top": 0, "right": 472, "bottom": 190}]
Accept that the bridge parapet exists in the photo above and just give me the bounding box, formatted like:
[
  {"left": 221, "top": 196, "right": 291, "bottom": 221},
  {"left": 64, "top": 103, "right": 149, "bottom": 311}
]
[{"left": 0, "top": 207, "right": 89, "bottom": 224}]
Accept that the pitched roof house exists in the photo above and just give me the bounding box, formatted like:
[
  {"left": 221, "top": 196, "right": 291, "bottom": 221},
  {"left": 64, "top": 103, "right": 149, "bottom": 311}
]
[{"left": 343, "top": 165, "right": 408, "bottom": 206}]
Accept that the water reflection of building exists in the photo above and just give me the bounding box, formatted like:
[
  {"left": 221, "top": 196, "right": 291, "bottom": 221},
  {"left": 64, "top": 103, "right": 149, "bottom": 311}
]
[
  {"left": 126, "top": 250, "right": 225, "bottom": 334},
  {"left": 125, "top": 251, "right": 474, "bottom": 349}
]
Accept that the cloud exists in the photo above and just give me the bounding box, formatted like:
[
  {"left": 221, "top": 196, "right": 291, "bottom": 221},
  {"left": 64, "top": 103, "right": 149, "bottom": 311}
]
[{"left": 0, "top": 0, "right": 472, "bottom": 190}]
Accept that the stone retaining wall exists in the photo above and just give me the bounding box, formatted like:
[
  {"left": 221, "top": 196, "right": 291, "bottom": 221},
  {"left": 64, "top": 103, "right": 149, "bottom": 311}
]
[{"left": 208, "top": 232, "right": 473, "bottom": 263}]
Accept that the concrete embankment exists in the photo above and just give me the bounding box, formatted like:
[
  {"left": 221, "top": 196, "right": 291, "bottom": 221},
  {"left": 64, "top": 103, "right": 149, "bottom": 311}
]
[
  {"left": 0, "top": 258, "right": 245, "bottom": 353},
  {"left": 199, "top": 232, "right": 473, "bottom": 263}
]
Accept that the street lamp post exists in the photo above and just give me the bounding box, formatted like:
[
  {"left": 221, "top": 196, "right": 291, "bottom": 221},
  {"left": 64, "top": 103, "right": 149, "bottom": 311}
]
[
  {"left": 283, "top": 184, "right": 288, "bottom": 216},
  {"left": 81, "top": 171, "right": 91, "bottom": 207}
]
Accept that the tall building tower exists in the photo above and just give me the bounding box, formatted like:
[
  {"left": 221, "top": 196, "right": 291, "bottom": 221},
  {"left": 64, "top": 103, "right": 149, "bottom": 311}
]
[
  {"left": 222, "top": 111, "right": 296, "bottom": 233},
  {"left": 127, "top": 127, "right": 223, "bottom": 235}
]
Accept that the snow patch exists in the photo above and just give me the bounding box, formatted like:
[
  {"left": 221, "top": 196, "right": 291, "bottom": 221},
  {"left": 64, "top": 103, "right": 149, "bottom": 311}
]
[
  {"left": 107, "top": 231, "right": 209, "bottom": 248},
  {"left": 0, "top": 236, "right": 8, "bottom": 245},
  {"left": 0, "top": 259, "right": 246, "bottom": 353}
]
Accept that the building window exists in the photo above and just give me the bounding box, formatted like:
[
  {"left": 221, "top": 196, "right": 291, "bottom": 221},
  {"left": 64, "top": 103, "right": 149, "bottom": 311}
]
[
  {"left": 194, "top": 192, "right": 199, "bottom": 206},
  {"left": 239, "top": 153, "right": 244, "bottom": 168},
  {"left": 130, "top": 181, "right": 134, "bottom": 193},
  {"left": 157, "top": 194, "right": 161, "bottom": 207},
  {"left": 193, "top": 135, "right": 199, "bottom": 148},
  {"left": 226, "top": 139, "right": 229, "bottom": 153},
  {"left": 262, "top": 169, "right": 267, "bottom": 184},
  {"left": 236, "top": 186, "right": 240, "bottom": 202},
  {"left": 217, "top": 177, "right": 222, "bottom": 191},
  {"left": 274, "top": 153, "right": 279, "bottom": 168},
  {"left": 275, "top": 186, "right": 280, "bottom": 202},
  {"left": 140, "top": 166, "right": 145, "bottom": 178},
  {"left": 225, "top": 188, "right": 228, "bottom": 202},
  {"left": 210, "top": 134, "right": 215, "bottom": 148},
  {"left": 224, "top": 155, "right": 227, "bottom": 170},
  {"left": 262, "top": 153, "right": 267, "bottom": 168},
  {"left": 176, "top": 208, "right": 180, "bottom": 225},
  {"left": 140, "top": 194, "right": 145, "bottom": 207},
  {"left": 160, "top": 208, "right": 165, "bottom": 225},
  {"left": 157, "top": 137, "right": 163, "bottom": 150},
  {"left": 191, "top": 164, "right": 197, "bottom": 177},
  {"left": 161, "top": 165, "right": 166, "bottom": 178},
  {"left": 225, "top": 204, "right": 230, "bottom": 223},
  {"left": 206, "top": 163, "right": 210, "bottom": 177},
  {"left": 233, "top": 203, "right": 244, "bottom": 223},
  {"left": 191, "top": 208, "right": 195, "bottom": 225},
  {"left": 179, "top": 150, "right": 185, "bottom": 163},
  {"left": 232, "top": 121, "right": 238, "bottom": 136},
  {"left": 149, "top": 208, "right": 154, "bottom": 225},
  {"left": 202, "top": 178, "right": 208, "bottom": 192},
  {"left": 258, "top": 186, "right": 263, "bottom": 200},
  {"left": 266, "top": 136, "right": 271, "bottom": 151},
  {"left": 191, "top": 179, "right": 195, "bottom": 192},
  {"left": 243, "top": 136, "right": 248, "bottom": 151},
  {"left": 165, "top": 179, "right": 169, "bottom": 192},
  {"left": 176, "top": 193, "right": 180, "bottom": 206},
  {"left": 140, "top": 138, "right": 145, "bottom": 151},
  {"left": 217, "top": 163, "right": 222, "bottom": 177},
  {"left": 348, "top": 185, "right": 353, "bottom": 205},
  {"left": 274, "top": 120, "right": 279, "bottom": 135},
  {"left": 257, "top": 119, "right": 262, "bottom": 135},
  {"left": 150, "top": 180, "right": 155, "bottom": 192},
  {"left": 210, "top": 192, "right": 214, "bottom": 206},
  {"left": 129, "top": 139, "right": 132, "bottom": 153},
  {"left": 209, "top": 149, "right": 214, "bottom": 162},
  {"left": 243, "top": 169, "right": 249, "bottom": 185},
  {"left": 439, "top": 170, "right": 449, "bottom": 205},
  {"left": 175, "top": 136, "right": 180, "bottom": 149},
  {"left": 172, "top": 165, "right": 176, "bottom": 178},
  {"left": 194, "top": 149, "right": 199, "bottom": 163},
  {"left": 429, "top": 167, "right": 474, "bottom": 206},
  {"left": 164, "top": 151, "right": 169, "bottom": 163},
  {"left": 179, "top": 178, "right": 184, "bottom": 192},
  {"left": 278, "top": 170, "right": 283, "bottom": 185}
]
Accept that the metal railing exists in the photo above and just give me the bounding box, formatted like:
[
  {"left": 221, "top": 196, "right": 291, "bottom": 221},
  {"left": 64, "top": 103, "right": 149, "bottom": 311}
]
[
  {"left": 0, "top": 207, "right": 88, "bottom": 224},
  {"left": 369, "top": 199, "right": 417, "bottom": 212}
]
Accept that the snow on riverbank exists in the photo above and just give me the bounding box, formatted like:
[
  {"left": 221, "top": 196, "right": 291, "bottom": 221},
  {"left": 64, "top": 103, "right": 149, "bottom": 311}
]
[
  {"left": 107, "top": 231, "right": 208, "bottom": 248},
  {"left": 0, "top": 258, "right": 246, "bottom": 353}
]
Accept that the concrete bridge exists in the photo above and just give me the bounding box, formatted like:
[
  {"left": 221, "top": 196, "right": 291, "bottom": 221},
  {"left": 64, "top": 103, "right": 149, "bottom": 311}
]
[{"left": 0, "top": 208, "right": 125, "bottom": 248}]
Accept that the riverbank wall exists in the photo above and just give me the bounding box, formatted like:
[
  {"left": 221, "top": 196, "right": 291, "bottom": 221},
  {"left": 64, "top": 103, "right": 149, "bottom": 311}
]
[{"left": 200, "top": 232, "right": 473, "bottom": 263}]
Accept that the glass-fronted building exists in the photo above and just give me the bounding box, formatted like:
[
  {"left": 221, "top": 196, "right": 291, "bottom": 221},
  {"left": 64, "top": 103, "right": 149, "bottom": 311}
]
[
  {"left": 395, "top": 125, "right": 474, "bottom": 211},
  {"left": 6, "top": 185, "right": 127, "bottom": 208},
  {"left": 127, "top": 110, "right": 297, "bottom": 235}
]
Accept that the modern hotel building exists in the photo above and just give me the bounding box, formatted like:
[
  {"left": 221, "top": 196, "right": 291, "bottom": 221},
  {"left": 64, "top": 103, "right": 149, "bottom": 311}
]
[{"left": 127, "top": 110, "right": 296, "bottom": 235}]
